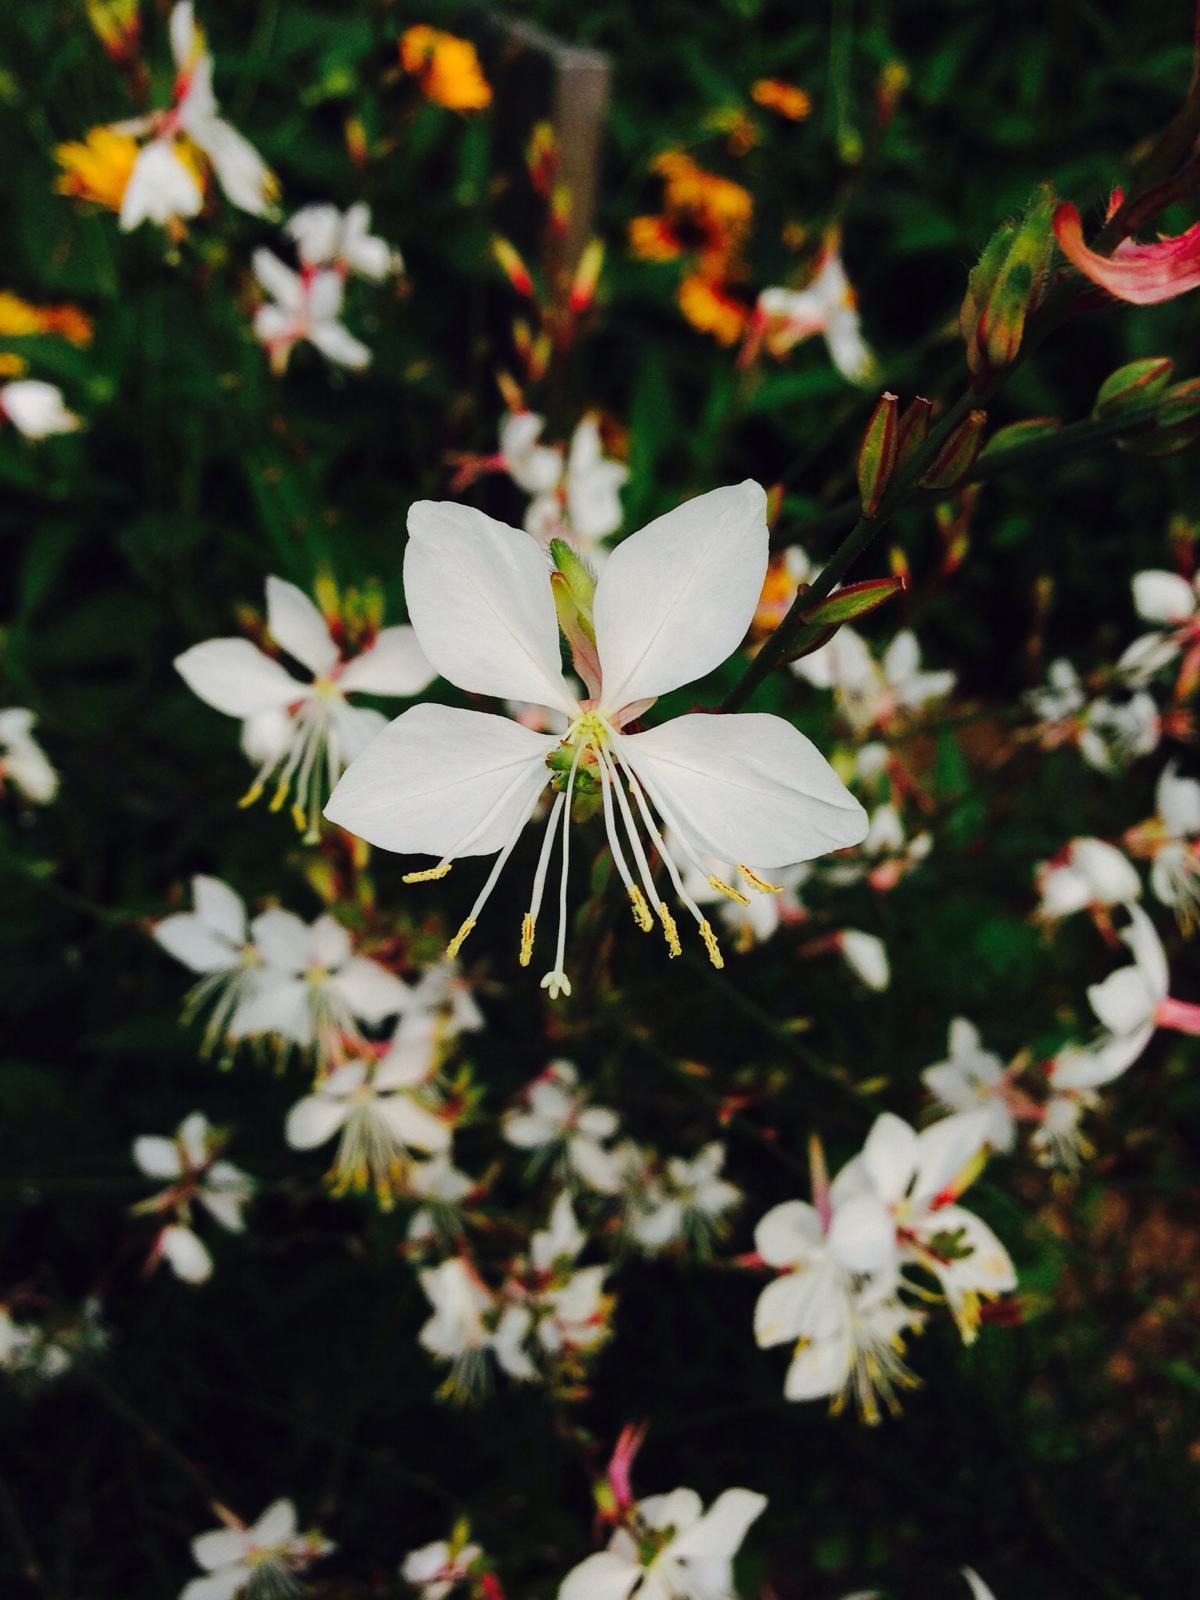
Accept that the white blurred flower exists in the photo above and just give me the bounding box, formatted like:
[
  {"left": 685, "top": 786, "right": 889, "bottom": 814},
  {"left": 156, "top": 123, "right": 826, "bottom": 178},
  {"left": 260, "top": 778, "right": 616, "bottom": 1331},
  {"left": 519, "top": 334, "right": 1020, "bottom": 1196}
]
[
  {"left": 1118, "top": 568, "right": 1200, "bottom": 686},
  {"left": 1079, "top": 692, "right": 1160, "bottom": 774},
  {"left": 133, "top": 1113, "right": 254, "bottom": 1285},
  {"left": 0, "top": 380, "right": 81, "bottom": 440},
  {"left": 503, "top": 1061, "right": 622, "bottom": 1194},
  {"left": 922, "top": 1018, "right": 1017, "bottom": 1153},
  {"left": 0, "top": 708, "right": 59, "bottom": 802},
  {"left": 1128, "top": 762, "right": 1200, "bottom": 931},
  {"left": 837, "top": 929, "right": 890, "bottom": 991},
  {"left": 286, "top": 1050, "right": 450, "bottom": 1204},
  {"left": 1035, "top": 838, "right": 1140, "bottom": 921},
  {"left": 827, "top": 802, "right": 932, "bottom": 893},
  {"left": 795, "top": 627, "right": 954, "bottom": 736},
  {"left": 286, "top": 201, "right": 402, "bottom": 280},
  {"left": 326, "top": 484, "right": 866, "bottom": 992},
  {"left": 757, "top": 238, "right": 876, "bottom": 384},
  {"left": 252, "top": 252, "right": 371, "bottom": 374},
  {"left": 181, "top": 1499, "right": 332, "bottom": 1600},
  {"left": 630, "top": 1143, "right": 740, "bottom": 1253},
  {"left": 558, "top": 1485, "right": 766, "bottom": 1600},
  {"left": 176, "top": 575, "right": 432, "bottom": 837},
  {"left": 401, "top": 1538, "right": 483, "bottom": 1600},
  {"left": 116, "top": 2, "right": 278, "bottom": 234},
  {"left": 153, "top": 876, "right": 265, "bottom": 1055}
]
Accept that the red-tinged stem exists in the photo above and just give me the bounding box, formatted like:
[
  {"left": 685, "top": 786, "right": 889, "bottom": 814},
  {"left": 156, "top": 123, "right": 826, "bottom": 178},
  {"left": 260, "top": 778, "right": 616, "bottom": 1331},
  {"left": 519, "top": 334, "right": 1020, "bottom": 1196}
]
[{"left": 1157, "top": 996, "right": 1200, "bottom": 1034}]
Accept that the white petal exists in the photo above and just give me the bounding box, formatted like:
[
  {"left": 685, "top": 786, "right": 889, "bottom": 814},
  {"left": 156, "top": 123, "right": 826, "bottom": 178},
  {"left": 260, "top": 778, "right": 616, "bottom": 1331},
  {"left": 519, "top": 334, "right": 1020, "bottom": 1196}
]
[
  {"left": 231, "top": 976, "right": 312, "bottom": 1043},
  {"left": 133, "top": 1135, "right": 182, "bottom": 1179},
  {"left": 192, "top": 876, "right": 246, "bottom": 944},
  {"left": 1120, "top": 902, "right": 1169, "bottom": 1001},
  {"left": 191, "top": 1526, "right": 249, "bottom": 1572},
  {"left": 175, "top": 639, "right": 304, "bottom": 717},
  {"left": 558, "top": 1551, "right": 642, "bottom": 1600},
  {"left": 285, "top": 1094, "right": 351, "bottom": 1149},
  {"left": 251, "top": 908, "right": 312, "bottom": 972},
  {"left": 160, "top": 1224, "right": 212, "bottom": 1283},
  {"left": 826, "top": 1193, "right": 896, "bottom": 1275},
  {"left": 325, "top": 703, "right": 554, "bottom": 858},
  {"left": 153, "top": 912, "right": 237, "bottom": 974},
  {"left": 181, "top": 1570, "right": 250, "bottom": 1600},
  {"left": 911, "top": 1111, "right": 991, "bottom": 1207},
  {"left": 404, "top": 502, "right": 575, "bottom": 712},
  {"left": 753, "top": 1199, "right": 824, "bottom": 1267},
  {"left": 308, "top": 317, "right": 372, "bottom": 371},
  {"left": 377, "top": 1096, "right": 451, "bottom": 1154},
  {"left": 1132, "top": 569, "right": 1195, "bottom": 625},
  {"left": 195, "top": 117, "right": 277, "bottom": 217},
  {"left": 783, "top": 1328, "right": 850, "bottom": 1401},
  {"left": 754, "top": 1271, "right": 823, "bottom": 1348},
  {"left": 119, "top": 141, "right": 202, "bottom": 231},
  {"left": 328, "top": 700, "right": 387, "bottom": 765},
  {"left": 840, "top": 930, "right": 889, "bottom": 990},
  {"left": 858, "top": 1113, "right": 917, "bottom": 1204},
  {"left": 338, "top": 626, "right": 435, "bottom": 697},
  {"left": 254, "top": 249, "right": 303, "bottom": 310},
  {"left": 618, "top": 713, "right": 866, "bottom": 868},
  {"left": 248, "top": 1499, "right": 297, "bottom": 1547},
  {"left": 593, "top": 481, "right": 768, "bottom": 712},
  {"left": 672, "top": 1488, "right": 766, "bottom": 1561},
  {"left": 169, "top": 2, "right": 199, "bottom": 69},
  {"left": 1157, "top": 762, "right": 1200, "bottom": 836},
  {"left": 961, "top": 1571, "right": 998, "bottom": 1600},
  {"left": 1087, "top": 967, "right": 1156, "bottom": 1035},
  {"left": 266, "top": 576, "right": 337, "bottom": 677},
  {"left": 309, "top": 914, "right": 353, "bottom": 970},
  {"left": 331, "top": 957, "right": 410, "bottom": 1024}
]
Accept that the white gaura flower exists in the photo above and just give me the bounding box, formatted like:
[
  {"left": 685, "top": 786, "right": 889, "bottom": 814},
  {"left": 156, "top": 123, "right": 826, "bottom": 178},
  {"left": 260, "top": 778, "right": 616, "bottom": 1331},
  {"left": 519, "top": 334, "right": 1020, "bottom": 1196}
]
[
  {"left": 795, "top": 626, "right": 954, "bottom": 736},
  {"left": 1024, "top": 657, "right": 1086, "bottom": 727},
  {"left": 503, "top": 1060, "right": 623, "bottom": 1194},
  {"left": 522, "top": 1192, "right": 612, "bottom": 1361},
  {"left": 133, "top": 1113, "right": 254, "bottom": 1285},
  {"left": 630, "top": 1143, "right": 741, "bottom": 1253},
  {"left": 417, "top": 1256, "right": 501, "bottom": 1395},
  {"left": 756, "top": 237, "right": 876, "bottom": 385},
  {"left": 494, "top": 412, "right": 627, "bottom": 560},
  {"left": 1128, "top": 762, "right": 1200, "bottom": 931},
  {"left": 500, "top": 410, "right": 564, "bottom": 496},
  {"left": 833, "top": 1111, "right": 1015, "bottom": 1342},
  {"left": 1118, "top": 568, "right": 1200, "bottom": 687},
  {"left": 176, "top": 574, "right": 432, "bottom": 837},
  {"left": 326, "top": 483, "right": 867, "bottom": 995},
  {"left": 1079, "top": 691, "right": 1160, "bottom": 774},
  {"left": 252, "top": 251, "right": 373, "bottom": 375},
  {"left": 563, "top": 417, "right": 628, "bottom": 548},
  {"left": 153, "top": 876, "right": 265, "bottom": 1055},
  {"left": 826, "top": 802, "right": 932, "bottom": 893},
  {"left": 558, "top": 1485, "right": 766, "bottom": 1600},
  {"left": 117, "top": 2, "right": 278, "bottom": 234},
  {"left": 1035, "top": 837, "right": 1140, "bottom": 922},
  {"left": 383, "top": 957, "right": 486, "bottom": 1084},
  {"left": 0, "top": 708, "right": 59, "bottom": 802},
  {"left": 753, "top": 1191, "right": 920, "bottom": 1424},
  {"left": 0, "top": 380, "right": 81, "bottom": 440},
  {"left": 286, "top": 1051, "right": 450, "bottom": 1205},
  {"left": 232, "top": 909, "right": 410, "bottom": 1055},
  {"left": 401, "top": 1538, "right": 483, "bottom": 1600},
  {"left": 181, "top": 1500, "right": 332, "bottom": 1600},
  {"left": 922, "top": 1018, "right": 1017, "bottom": 1153},
  {"left": 286, "top": 202, "right": 402, "bottom": 280}
]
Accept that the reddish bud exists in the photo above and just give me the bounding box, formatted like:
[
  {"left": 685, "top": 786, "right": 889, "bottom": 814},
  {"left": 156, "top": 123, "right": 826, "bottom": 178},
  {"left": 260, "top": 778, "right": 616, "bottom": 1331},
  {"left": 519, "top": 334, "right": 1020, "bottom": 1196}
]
[
  {"left": 856, "top": 391, "right": 899, "bottom": 516},
  {"left": 491, "top": 236, "right": 535, "bottom": 300},
  {"left": 919, "top": 409, "right": 987, "bottom": 489},
  {"left": 894, "top": 396, "right": 933, "bottom": 470},
  {"left": 568, "top": 239, "right": 604, "bottom": 315},
  {"left": 1093, "top": 356, "right": 1175, "bottom": 418}
]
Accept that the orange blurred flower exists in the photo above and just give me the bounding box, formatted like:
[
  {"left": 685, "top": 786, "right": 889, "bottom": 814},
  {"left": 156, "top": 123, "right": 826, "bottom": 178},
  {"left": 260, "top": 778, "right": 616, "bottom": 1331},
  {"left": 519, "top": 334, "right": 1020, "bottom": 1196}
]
[
  {"left": 54, "top": 126, "right": 140, "bottom": 212},
  {"left": 629, "top": 151, "right": 752, "bottom": 281},
  {"left": 678, "top": 274, "right": 750, "bottom": 346},
  {"left": 0, "top": 293, "right": 93, "bottom": 346},
  {"left": 750, "top": 79, "right": 812, "bottom": 121},
  {"left": 399, "top": 26, "right": 492, "bottom": 112}
]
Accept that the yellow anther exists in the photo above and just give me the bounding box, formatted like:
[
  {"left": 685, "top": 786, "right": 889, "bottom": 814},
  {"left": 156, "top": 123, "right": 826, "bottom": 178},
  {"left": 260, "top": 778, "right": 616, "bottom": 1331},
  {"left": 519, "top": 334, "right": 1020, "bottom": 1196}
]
[
  {"left": 291, "top": 802, "right": 307, "bottom": 834},
  {"left": 657, "top": 902, "right": 682, "bottom": 957},
  {"left": 519, "top": 912, "right": 535, "bottom": 966},
  {"left": 707, "top": 874, "right": 750, "bottom": 906},
  {"left": 402, "top": 863, "right": 452, "bottom": 884},
  {"left": 446, "top": 916, "right": 476, "bottom": 959},
  {"left": 237, "top": 780, "right": 264, "bottom": 809},
  {"left": 699, "top": 919, "right": 724, "bottom": 969},
  {"left": 628, "top": 885, "right": 654, "bottom": 932},
  {"left": 738, "top": 864, "right": 782, "bottom": 894}
]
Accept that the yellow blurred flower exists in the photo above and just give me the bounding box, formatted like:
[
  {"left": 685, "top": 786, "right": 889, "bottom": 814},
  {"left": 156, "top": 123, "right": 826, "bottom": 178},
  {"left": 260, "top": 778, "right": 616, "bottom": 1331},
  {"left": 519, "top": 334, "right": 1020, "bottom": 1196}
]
[
  {"left": 0, "top": 353, "right": 28, "bottom": 379},
  {"left": 399, "top": 26, "right": 492, "bottom": 112},
  {"left": 54, "top": 127, "right": 140, "bottom": 212},
  {"left": 678, "top": 274, "right": 750, "bottom": 347},
  {"left": 750, "top": 79, "right": 812, "bottom": 120},
  {"left": 629, "top": 151, "right": 752, "bottom": 281},
  {"left": 0, "top": 293, "right": 93, "bottom": 346}
]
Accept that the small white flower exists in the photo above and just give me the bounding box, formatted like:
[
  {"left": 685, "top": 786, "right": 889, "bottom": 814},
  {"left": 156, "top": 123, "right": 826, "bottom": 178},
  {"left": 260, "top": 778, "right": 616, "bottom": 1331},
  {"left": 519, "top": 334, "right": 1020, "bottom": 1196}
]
[
  {"left": 0, "top": 708, "right": 59, "bottom": 802},
  {"left": 795, "top": 627, "right": 954, "bottom": 735},
  {"left": 503, "top": 1061, "right": 622, "bottom": 1194},
  {"left": 134, "top": 1113, "right": 254, "bottom": 1284},
  {"left": 1118, "top": 567, "right": 1200, "bottom": 686},
  {"left": 417, "top": 1256, "right": 499, "bottom": 1394},
  {"left": 1131, "top": 761, "right": 1200, "bottom": 930},
  {"left": 757, "top": 239, "right": 876, "bottom": 384},
  {"left": 559, "top": 1485, "right": 766, "bottom": 1600},
  {"left": 153, "top": 876, "right": 265, "bottom": 1055},
  {"left": 402, "top": 1538, "right": 483, "bottom": 1600},
  {"left": 181, "top": 1499, "right": 332, "bottom": 1600},
  {"left": 176, "top": 574, "right": 432, "bottom": 836},
  {"left": 286, "top": 1052, "right": 449, "bottom": 1204},
  {"left": 1079, "top": 692, "right": 1160, "bottom": 774},
  {"left": 286, "top": 201, "right": 402, "bottom": 280},
  {"left": 231, "top": 909, "right": 410, "bottom": 1055},
  {"left": 922, "top": 1018, "right": 1016, "bottom": 1153},
  {"left": 630, "top": 1143, "right": 740, "bottom": 1253},
  {"left": 253, "top": 252, "right": 372, "bottom": 373},
  {"left": 326, "top": 484, "right": 866, "bottom": 992},
  {"left": 1035, "top": 837, "right": 1140, "bottom": 921},
  {"left": 0, "top": 380, "right": 80, "bottom": 440}
]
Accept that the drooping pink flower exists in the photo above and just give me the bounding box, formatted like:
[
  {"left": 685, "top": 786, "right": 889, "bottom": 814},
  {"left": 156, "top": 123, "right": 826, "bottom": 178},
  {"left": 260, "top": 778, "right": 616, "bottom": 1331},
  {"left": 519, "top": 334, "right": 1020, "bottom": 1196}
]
[{"left": 1053, "top": 198, "right": 1200, "bottom": 305}]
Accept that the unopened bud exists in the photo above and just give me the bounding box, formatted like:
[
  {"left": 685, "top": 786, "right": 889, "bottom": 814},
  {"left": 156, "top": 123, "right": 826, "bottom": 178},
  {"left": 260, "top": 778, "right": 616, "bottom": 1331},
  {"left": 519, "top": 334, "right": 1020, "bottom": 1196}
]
[
  {"left": 568, "top": 239, "right": 605, "bottom": 315},
  {"left": 550, "top": 538, "right": 597, "bottom": 626},
  {"left": 856, "top": 392, "right": 899, "bottom": 516},
  {"left": 491, "top": 236, "right": 535, "bottom": 299},
  {"left": 894, "top": 395, "right": 933, "bottom": 471},
  {"left": 85, "top": 0, "right": 140, "bottom": 61},
  {"left": 978, "top": 416, "right": 1060, "bottom": 461},
  {"left": 919, "top": 409, "right": 987, "bottom": 489},
  {"left": 1124, "top": 378, "right": 1200, "bottom": 458},
  {"left": 526, "top": 120, "right": 557, "bottom": 197},
  {"left": 797, "top": 574, "right": 906, "bottom": 634},
  {"left": 1093, "top": 356, "right": 1175, "bottom": 419},
  {"left": 961, "top": 185, "right": 1055, "bottom": 377}
]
